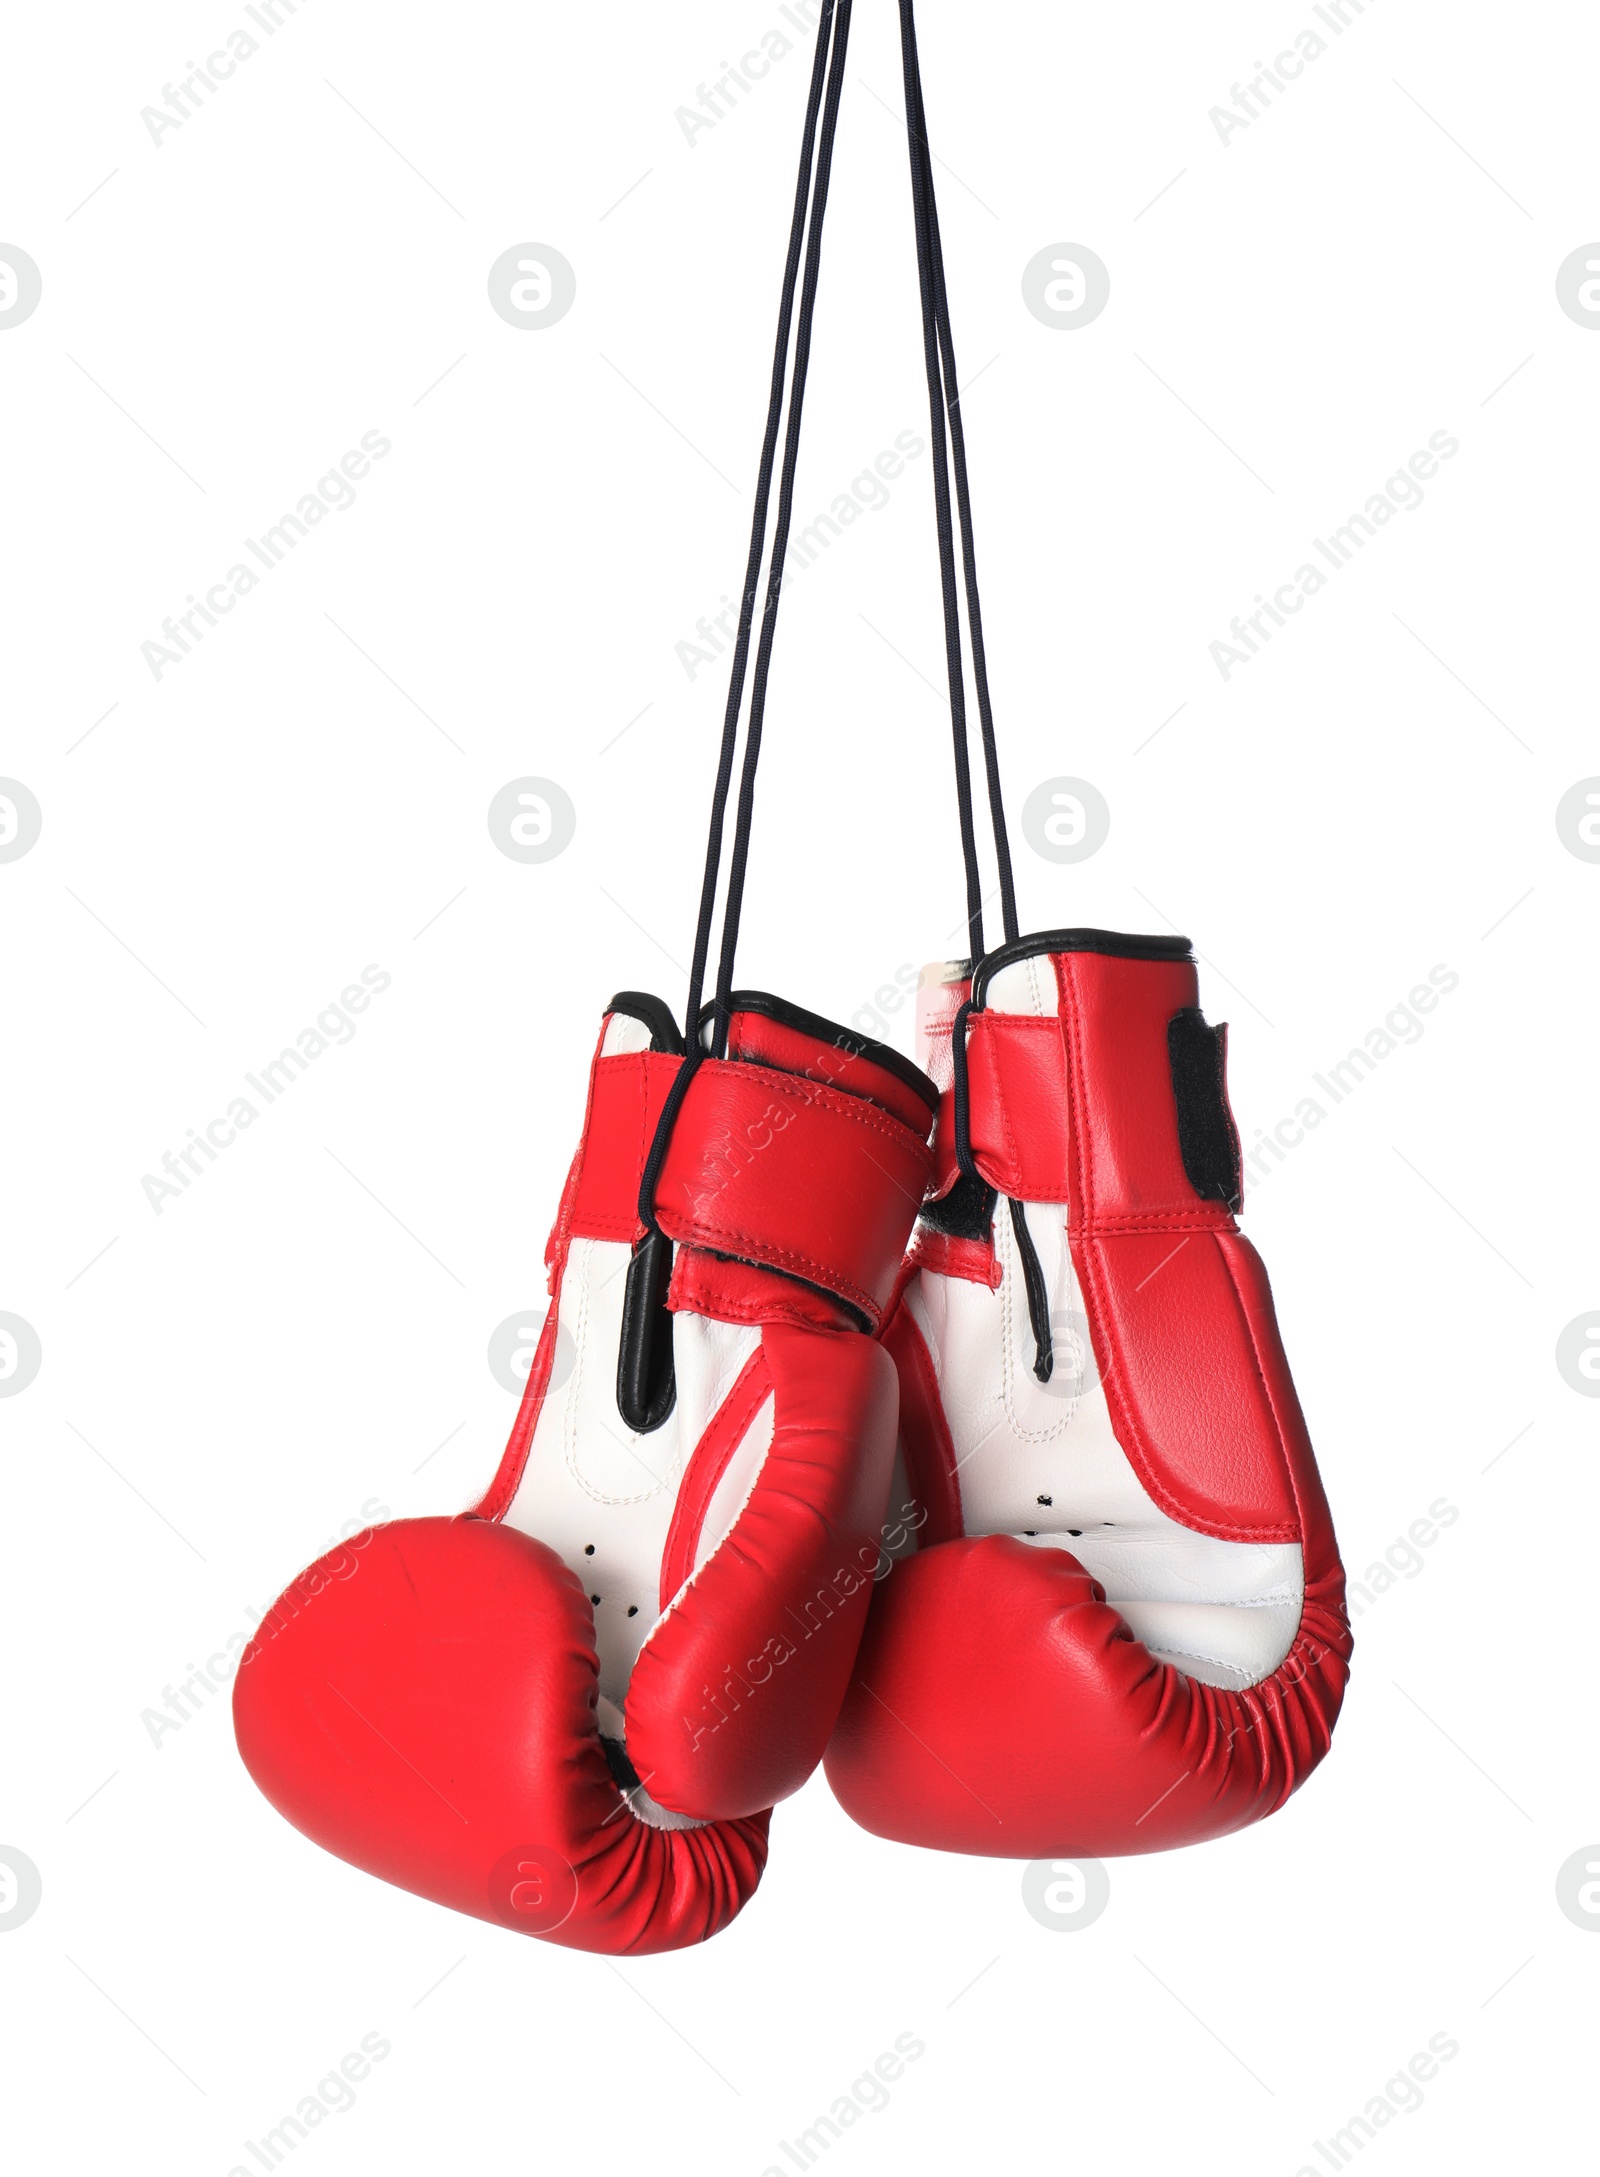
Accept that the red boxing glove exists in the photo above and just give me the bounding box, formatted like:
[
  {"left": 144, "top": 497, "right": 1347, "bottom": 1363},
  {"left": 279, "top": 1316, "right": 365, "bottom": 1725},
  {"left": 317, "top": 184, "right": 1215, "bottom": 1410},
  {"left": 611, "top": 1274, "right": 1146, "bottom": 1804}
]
[
  {"left": 235, "top": 990, "right": 935, "bottom": 1952},
  {"left": 825, "top": 933, "right": 1351, "bottom": 1858}
]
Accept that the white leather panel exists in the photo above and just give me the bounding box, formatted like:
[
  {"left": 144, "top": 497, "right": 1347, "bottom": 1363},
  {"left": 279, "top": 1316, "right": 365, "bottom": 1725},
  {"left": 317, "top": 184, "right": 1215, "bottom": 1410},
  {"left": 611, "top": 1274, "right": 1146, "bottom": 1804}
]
[
  {"left": 912, "top": 1195, "right": 1303, "bottom": 1691},
  {"left": 504, "top": 995, "right": 773, "bottom": 1719},
  {"left": 499, "top": 1005, "right": 784, "bottom": 1827},
  {"left": 986, "top": 953, "right": 1056, "bottom": 1017},
  {"left": 600, "top": 1011, "right": 654, "bottom": 1056},
  {"left": 504, "top": 1235, "right": 766, "bottom": 1708}
]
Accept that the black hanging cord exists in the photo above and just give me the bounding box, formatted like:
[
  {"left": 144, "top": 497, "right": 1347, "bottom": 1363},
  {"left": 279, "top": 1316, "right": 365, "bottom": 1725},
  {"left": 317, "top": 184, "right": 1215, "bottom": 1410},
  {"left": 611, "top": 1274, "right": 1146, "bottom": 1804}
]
[
  {"left": 900, "top": 4, "right": 1019, "bottom": 949},
  {"left": 680, "top": 0, "right": 844, "bottom": 1050},
  {"left": 1008, "top": 1197, "right": 1055, "bottom": 1384},
  {"left": 638, "top": 4, "right": 1033, "bottom": 1379},
  {"left": 707, "top": 0, "right": 854, "bottom": 1058},
  {"left": 898, "top": 0, "right": 986, "bottom": 961},
  {"left": 899, "top": 5, "right": 1038, "bottom": 1372},
  {"left": 676, "top": 0, "right": 1012, "bottom": 1070},
  {"left": 641, "top": 0, "right": 850, "bottom": 1234}
]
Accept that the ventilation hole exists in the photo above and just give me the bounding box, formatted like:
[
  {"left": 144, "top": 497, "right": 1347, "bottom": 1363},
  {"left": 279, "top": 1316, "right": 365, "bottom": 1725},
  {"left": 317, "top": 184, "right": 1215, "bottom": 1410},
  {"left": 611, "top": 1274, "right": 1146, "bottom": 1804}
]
[
  {"left": 584, "top": 1543, "right": 596, "bottom": 1556},
  {"left": 1023, "top": 1529, "right": 1037, "bottom": 1537},
  {"left": 590, "top": 1593, "right": 601, "bottom": 1606},
  {"left": 1037, "top": 1494, "right": 1053, "bottom": 1506},
  {"left": 1067, "top": 1528, "right": 1082, "bottom": 1537},
  {"left": 1102, "top": 1521, "right": 1114, "bottom": 1527},
  {"left": 627, "top": 1605, "right": 639, "bottom": 1618}
]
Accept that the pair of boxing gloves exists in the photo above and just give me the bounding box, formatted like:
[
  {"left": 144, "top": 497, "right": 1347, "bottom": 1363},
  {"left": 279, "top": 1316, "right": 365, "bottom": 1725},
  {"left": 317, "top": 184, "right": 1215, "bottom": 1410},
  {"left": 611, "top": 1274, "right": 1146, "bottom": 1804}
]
[{"left": 234, "top": 930, "right": 1352, "bottom": 1953}]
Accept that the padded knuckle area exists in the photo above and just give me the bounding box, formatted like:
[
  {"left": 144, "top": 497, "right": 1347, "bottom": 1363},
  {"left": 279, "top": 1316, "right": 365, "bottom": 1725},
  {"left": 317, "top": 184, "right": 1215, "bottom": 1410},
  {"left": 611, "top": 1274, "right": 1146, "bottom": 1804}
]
[{"left": 234, "top": 1515, "right": 770, "bottom": 1949}]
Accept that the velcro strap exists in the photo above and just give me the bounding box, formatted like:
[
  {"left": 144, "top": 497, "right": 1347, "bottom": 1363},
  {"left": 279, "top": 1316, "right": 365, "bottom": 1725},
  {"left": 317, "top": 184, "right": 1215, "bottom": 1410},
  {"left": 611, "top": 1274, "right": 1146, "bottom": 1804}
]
[
  {"left": 654, "top": 1058, "right": 932, "bottom": 1327},
  {"left": 932, "top": 1011, "right": 1072, "bottom": 1203}
]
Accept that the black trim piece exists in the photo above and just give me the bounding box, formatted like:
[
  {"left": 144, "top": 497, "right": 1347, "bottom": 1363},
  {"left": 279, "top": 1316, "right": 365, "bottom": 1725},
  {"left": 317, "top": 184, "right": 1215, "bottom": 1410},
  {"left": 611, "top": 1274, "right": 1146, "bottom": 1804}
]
[
  {"left": 616, "top": 1230, "right": 678, "bottom": 1434},
  {"left": 600, "top": 1734, "right": 643, "bottom": 1797},
  {"left": 695, "top": 988, "right": 938, "bottom": 1112},
  {"left": 948, "top": 996, "right": 979, "bottom": 1182},
  {"left": 605, "top": 997, "right": 682, "bottom": 1432},
  {"left": 1167, "top": 1009, "right": 1243, "bottom": 1213},
  {"left": 1007, "top": 1197, "right": 1054, "bottom": 1383},
  {"left": 970, "top": 929, "right": 1193, "bottom": 1009},
  {"left": 919, "top": 1170, "right": 995, "bottom": 1242},
  {"left": 604, "top": 991, "right": 685, "bottom": 1055}
]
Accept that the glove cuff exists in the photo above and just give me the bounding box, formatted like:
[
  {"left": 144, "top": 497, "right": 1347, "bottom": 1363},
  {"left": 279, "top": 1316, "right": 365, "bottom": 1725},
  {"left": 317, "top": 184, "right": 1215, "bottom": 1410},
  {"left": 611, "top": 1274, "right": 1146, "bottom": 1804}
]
[
  {"left": 920, "top": 932, "right": 1242, "bottom": 1224},
  {"left": 561, "top": 990, "right": 936, "bottom": 1334}
]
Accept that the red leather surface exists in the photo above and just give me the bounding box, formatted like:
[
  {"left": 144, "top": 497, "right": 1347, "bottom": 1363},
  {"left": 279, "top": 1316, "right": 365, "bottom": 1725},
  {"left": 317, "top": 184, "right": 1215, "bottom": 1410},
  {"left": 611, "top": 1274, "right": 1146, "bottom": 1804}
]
[
  {"left": 723, "top": 1010, "right": 934, "bottom": 1136},
  {"left": 825, "top": 1530, "right": 1349, "bottom": 1857},
  {"left": 1076, "top": 1229, "right": 1300, "bottom": 1540},
  {"left": 655, "top": 1058, "right": 932, "bottom": 1329},
  {"left": 908, "top": 1226, "right": 999, "bottom": 1290},
  {"left": 932, "top": 953, "right": 1219, "bottom": 1210},
  {"left": 668, "top": 1249, "right": 857, "bottom": 1334},
  {"left": 657, "top": 1349, "right": 773, "bottom": 1609},
  {"left": 233, "top": 1517, "right": 768, "bottom": 1952},
  {"left": 826, "top": 938, "right": 1351, "bottom": 1857},
  {"left": 1055, "top": 949, "right": 1207, "bottom": 1221},
  {"left": 548, "top": 1014, "right": 934, "bottom": 1329},
  {"left": 1050, "top": 950, "right": 1293, "bottom": 1540},
  {"left": 880, "top": 1298, "right": 964, "bottom": 1548},
  {"left": 566, "top": 1050, "right": 681, "bottom": 1245},
  {"left": 963, "top": 1012, "right": 1073, "bottom": 1202},
  {"left": 239, "top": 990, "right": 918, "bottom": 1951},
  {"left": 627, "top": 1327, "right": 899, "bottom": 1820}
]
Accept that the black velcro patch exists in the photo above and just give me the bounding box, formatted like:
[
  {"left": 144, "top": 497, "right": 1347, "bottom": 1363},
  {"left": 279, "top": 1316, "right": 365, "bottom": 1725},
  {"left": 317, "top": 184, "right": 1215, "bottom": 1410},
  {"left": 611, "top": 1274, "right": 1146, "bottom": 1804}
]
[
  {"left": 919, "top": 1171, "right": 997, "bottom": 1241},
  {"left": 1166, "top": 1009, "right": 1243, "bottom": 1212}
]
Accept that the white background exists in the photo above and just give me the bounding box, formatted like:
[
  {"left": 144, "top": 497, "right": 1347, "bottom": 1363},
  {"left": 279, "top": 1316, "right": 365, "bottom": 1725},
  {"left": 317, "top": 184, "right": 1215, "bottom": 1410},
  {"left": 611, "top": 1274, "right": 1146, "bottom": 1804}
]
[{"left": 3, "top": 0, "right": 1596, "bottom": 2169}]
